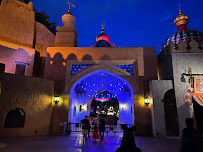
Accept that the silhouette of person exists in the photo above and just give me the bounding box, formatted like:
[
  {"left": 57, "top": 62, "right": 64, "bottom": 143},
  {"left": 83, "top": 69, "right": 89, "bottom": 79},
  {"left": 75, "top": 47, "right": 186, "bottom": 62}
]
[
  {"left": 92, "top": 123, "right": 99, "bottom": 142},
  {"left": 116, "top": 124, "right": 142, "bottom": 152},
  {"left": 180, "top": 118, "right": 198, "bottom": 152},
  {"left": 80, "top": 115, "right": 91, "bottom": 142},
  {"left": 99, "top": 119, "right": 105, "bottom": 140}
]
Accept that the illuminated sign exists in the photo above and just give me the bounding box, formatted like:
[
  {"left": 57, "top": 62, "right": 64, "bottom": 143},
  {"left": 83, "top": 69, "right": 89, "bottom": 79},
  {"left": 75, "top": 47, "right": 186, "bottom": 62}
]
[{"left": 95, "top": 98, "right": 109, "bottom": 102}]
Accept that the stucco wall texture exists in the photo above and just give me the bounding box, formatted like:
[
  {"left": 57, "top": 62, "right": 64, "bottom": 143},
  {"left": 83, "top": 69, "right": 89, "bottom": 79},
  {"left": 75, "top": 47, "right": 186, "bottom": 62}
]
[
  {"left": 172, "top": 53, "right": 203, "bottom": 131},
  {"left": 35, "top": 22, "right": 55, "bottom": 57},
  {"left": 149, "top": 80, "right": 173, "bottom": 137},
  {"left": 0, "top": 1, "right": 55, "bottom": 77},
  {"left": 0, "top": 73, "right": 54, "bottom": 136},
  {"left": 0, "top": 45, "right": 35, "bottom": 76},
  {"left": 0, "top": 0, "right": 35, "bottom": 48}
]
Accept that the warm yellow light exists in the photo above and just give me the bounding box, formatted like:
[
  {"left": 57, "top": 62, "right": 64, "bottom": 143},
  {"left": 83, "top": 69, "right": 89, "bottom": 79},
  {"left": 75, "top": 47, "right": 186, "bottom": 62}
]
[
  {"left": 54, "top": 96, "right": 60, "bottom": 104},
  {"left": 144, "top": 97, "right": 150, "bottom": 106}
]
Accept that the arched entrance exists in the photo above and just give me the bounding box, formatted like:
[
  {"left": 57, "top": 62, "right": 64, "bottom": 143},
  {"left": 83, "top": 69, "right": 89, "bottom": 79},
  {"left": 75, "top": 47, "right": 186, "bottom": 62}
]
[
  {"left": 163, "top": 89, "right": 179, "bottom": 136},
  {"left": 67, "top": 69, "right": 135, "bottom": 125}
]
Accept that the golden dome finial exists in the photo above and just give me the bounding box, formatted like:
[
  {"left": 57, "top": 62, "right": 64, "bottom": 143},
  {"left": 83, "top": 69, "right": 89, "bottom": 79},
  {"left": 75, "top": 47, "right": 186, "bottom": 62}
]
[
  {"left": 174, "top": 3, "right": 189, "bottom": 31},
  {"left": 179, "top": 4, "right": 182, "bottom": 15}
]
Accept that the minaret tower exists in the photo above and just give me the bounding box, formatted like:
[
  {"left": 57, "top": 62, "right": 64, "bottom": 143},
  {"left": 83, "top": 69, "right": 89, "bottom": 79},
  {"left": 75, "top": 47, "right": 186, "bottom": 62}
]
[{"left": 55, "top": 1, "right": 77, "bottom": 47}]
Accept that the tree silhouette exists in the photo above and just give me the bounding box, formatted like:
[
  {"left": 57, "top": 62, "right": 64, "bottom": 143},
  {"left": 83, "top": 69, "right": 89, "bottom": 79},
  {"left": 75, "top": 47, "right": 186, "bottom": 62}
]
[{"left": 34, "top": 9, "right": 56, "bottom": 34}]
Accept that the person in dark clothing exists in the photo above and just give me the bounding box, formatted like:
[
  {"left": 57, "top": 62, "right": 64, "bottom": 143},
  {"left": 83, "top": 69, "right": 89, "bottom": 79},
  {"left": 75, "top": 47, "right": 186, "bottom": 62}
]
[
  {"left": 99, "top": 119, "right": 105, "bottom": 140},
  {"left": 180, "top": 118, "right": 198, "bottom": 152},
  {"left": 80, "top": 115, "right": 91, "bottom": 142},
  {"left": 116, "top": 124, "right": 142, "bottom": 152}
]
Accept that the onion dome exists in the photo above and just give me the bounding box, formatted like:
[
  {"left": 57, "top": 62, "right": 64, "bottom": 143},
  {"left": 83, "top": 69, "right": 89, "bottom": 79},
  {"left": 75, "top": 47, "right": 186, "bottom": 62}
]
[
  {"left": 90, "top": 22, "right": 117, "bottom": 47},
  {"left": 174, "top": 5, "right": 189, "bottom": 31},
  {"left": 161, "top": 5, "right": 203, "bottom": 51},
  {"left": 162, "top": 29, "right": 203, "bottom": 49}
]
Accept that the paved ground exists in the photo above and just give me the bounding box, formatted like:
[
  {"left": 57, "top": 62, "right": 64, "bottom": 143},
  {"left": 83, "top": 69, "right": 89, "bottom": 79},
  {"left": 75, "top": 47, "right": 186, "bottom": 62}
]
[{"left": 0, "top": 132, "right": 180, "bottom": 152}]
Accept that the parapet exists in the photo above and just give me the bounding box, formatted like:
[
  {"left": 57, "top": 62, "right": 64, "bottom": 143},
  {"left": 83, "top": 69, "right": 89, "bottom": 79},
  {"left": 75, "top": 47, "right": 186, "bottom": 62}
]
[{"left": 161, "top": 40, "right": 203, "bottom": 54}]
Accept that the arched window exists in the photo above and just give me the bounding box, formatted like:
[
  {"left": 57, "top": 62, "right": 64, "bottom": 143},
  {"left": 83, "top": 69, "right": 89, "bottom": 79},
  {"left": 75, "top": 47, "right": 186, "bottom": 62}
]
[{"left": 4, "top": 108, "right": 25, "bottom": 128}]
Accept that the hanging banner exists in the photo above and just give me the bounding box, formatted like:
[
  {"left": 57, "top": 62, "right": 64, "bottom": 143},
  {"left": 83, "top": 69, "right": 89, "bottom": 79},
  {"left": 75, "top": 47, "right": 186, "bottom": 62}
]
[
  {"left": 194, "top": 76, "right": 203, "bottom": 93},
  {"left": 193, "top": 76, "right": 203, "bottom": 106}
]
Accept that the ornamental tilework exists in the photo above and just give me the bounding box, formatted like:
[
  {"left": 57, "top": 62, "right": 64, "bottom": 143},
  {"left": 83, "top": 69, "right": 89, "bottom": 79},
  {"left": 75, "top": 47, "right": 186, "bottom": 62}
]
[
  {"left": 71, "top": 64, "right": 92, "bottom": 76},
  {"left": 162, "top": 29, "right": 203, "bottom": 50},
  {"left": 114, "top": 64, "right": 134, "bottom": 76},
  {"left": 70, "top": 64, "right": 134, "bottom": 76}
]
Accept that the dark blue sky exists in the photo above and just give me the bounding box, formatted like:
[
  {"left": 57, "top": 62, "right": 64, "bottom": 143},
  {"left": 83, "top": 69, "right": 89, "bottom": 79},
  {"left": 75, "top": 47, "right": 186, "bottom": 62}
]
[{"left": 30, "top": 0, "right": 203, "bottom": 54}]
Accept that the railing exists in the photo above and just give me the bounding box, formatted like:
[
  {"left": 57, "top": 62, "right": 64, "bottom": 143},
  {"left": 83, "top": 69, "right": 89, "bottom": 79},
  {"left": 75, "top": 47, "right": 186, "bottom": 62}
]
[{"left": 66, "top": 123, "right": 132, "bottom": 135}]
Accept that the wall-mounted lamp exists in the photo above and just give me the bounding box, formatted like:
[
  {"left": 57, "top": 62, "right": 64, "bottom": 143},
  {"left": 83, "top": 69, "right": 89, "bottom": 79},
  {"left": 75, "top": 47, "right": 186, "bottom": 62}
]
[
  {"left": 79, "top": 104, "right": 86, "bottom": 112},
  {"left": 144, "top": 97, "right": 150, "bottom": 106},
  {"left": 54, "top": 96, "right": 59, "bottom": 104},
  {"left": 120, "top": 103, "right": 125, "bottom": 110}
]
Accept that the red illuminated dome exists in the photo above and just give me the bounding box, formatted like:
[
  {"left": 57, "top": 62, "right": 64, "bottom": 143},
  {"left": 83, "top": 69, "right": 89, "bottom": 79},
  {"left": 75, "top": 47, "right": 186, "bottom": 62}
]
[
  {"left": 90, "top": 22, "right": 117, "bottom": 48},
  {"left": 96, "top": 31, "right": 110, "bottom": 42}
]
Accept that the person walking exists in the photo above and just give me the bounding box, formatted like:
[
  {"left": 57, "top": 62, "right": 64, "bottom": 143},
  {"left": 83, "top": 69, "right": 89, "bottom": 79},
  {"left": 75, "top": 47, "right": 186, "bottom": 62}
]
[
  {"left": 99, "top": 119, "right": 105, "bottom": 140},
  {"left": 92, "top": 123, "right": 99, "bottom": 142},
  {"left": 80, "top": 115, "right": 90, "bottom": 143}
]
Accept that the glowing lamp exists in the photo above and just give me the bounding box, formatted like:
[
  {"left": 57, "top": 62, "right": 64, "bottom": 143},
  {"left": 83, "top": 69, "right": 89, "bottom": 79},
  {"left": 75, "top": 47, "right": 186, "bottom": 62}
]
[
  {"left": 144, "top": 97, "right": 150, "bottom": 106},
  {"left": 54, "top": 96, "right": 59, "bottom": 104},
  {"left": 120, "top": 103, "right": 125, "bottom": 110}
]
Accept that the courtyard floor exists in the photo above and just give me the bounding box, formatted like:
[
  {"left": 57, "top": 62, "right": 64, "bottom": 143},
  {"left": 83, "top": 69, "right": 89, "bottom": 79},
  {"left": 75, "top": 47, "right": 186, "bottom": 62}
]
[{"left": 0, "top": 132, "right": 180, "bottom": 152}]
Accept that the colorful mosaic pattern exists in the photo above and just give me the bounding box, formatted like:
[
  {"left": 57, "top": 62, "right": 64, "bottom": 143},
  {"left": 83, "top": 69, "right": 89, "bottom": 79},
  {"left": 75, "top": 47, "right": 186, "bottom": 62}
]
[
  {"left": 162, "top": 29, "right": 203, "bottom": 50},
  {"left": 71, "top": 64, "right": 134, "bottom": 76}
]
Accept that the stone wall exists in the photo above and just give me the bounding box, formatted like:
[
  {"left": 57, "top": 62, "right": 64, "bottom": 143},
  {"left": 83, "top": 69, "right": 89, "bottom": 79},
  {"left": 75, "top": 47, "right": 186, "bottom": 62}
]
[{"left": 0, "top": 73, "right": 54, "bottom": 136}]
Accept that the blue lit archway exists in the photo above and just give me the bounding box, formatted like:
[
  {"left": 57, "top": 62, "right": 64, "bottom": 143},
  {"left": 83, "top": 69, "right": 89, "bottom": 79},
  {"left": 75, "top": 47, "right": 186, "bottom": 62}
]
[{"left": 68, "top": 69, "right": 135, "bottom": 125}]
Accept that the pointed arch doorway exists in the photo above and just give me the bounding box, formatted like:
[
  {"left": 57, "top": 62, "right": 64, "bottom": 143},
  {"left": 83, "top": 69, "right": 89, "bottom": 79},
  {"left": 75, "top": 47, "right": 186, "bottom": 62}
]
[{"left": 67, "top": 69, "right": 135, "bottom": 125}]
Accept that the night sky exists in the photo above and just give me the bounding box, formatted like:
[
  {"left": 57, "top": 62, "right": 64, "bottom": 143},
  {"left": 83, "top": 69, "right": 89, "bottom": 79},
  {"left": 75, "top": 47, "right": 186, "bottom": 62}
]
[{"left": 30, "top": 0, "right": 203, "bottom": 54}]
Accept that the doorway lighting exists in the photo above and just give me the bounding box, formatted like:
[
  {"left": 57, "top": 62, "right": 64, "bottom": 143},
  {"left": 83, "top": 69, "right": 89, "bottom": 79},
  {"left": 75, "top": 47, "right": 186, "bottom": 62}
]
[
  {"left": 54, "top": 96, "right": 60, "bottom": 104},
  {"left": 144, "top": 97, "right": 150, "bottom": 106}
]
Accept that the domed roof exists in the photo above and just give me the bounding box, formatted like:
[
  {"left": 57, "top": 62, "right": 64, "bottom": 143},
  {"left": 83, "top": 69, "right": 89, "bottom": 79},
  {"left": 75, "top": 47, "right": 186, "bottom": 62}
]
[
  {"left": 162, "top": 29, "right": 203, "bottom": 50},
  {"left": 96, "top": 33, "right": 110, "bottom": 42},
  {"left": 90, "top": 22, "right": 117, "bottom": 48},
  {"left": 161, "top": 6, "right": 203, "bottom": 51},
  {"left": 90, "top": 40, "right": 117, "bottom": 47}
]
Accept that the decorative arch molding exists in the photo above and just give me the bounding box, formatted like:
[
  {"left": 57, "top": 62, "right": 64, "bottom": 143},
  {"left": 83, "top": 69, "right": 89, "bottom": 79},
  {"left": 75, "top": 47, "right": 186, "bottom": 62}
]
[{"left": 66, "top": 64, "right": 137, "bottom": 94}]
